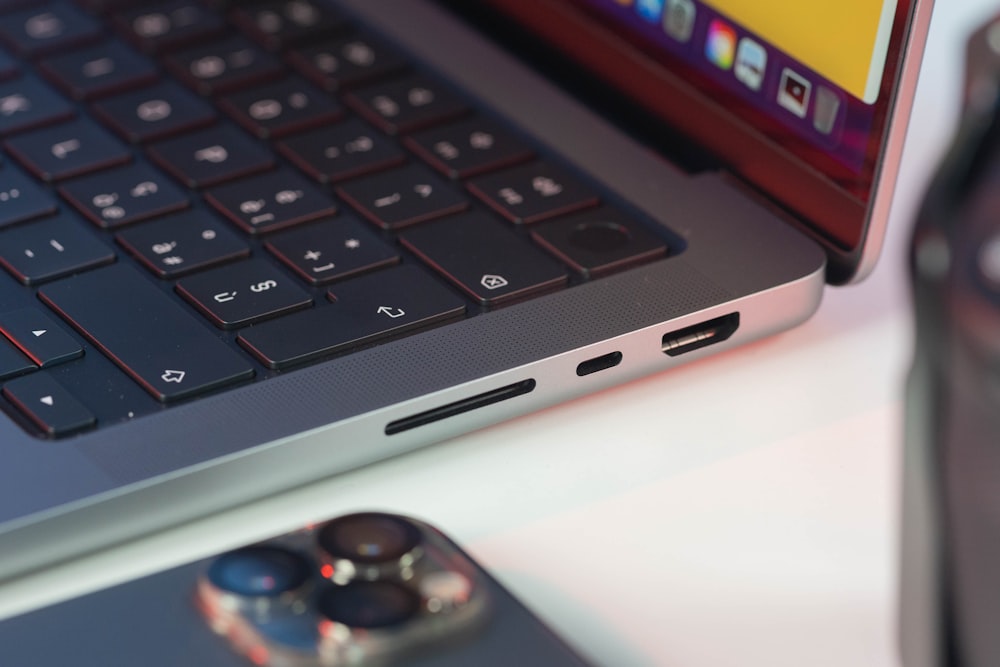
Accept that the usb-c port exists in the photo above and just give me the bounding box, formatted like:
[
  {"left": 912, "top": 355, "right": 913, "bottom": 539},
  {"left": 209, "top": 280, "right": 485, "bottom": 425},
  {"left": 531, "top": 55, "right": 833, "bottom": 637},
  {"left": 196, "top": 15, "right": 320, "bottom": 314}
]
[{"left": 576, "top": 351, "right": 623, "bottom": 376}]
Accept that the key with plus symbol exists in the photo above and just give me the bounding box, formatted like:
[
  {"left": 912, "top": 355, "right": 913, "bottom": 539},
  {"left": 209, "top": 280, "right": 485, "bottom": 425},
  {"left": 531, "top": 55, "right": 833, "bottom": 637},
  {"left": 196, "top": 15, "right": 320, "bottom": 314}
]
[{"left": 265, "top": 215, "right": 399, "bottom": 285}]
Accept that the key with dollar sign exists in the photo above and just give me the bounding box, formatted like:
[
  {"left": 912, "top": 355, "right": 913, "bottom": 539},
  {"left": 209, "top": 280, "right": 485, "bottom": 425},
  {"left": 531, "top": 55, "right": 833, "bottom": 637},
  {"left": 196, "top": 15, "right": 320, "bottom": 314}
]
[{"left": 176, "top": 260, "right": 312, "bottom": 329}]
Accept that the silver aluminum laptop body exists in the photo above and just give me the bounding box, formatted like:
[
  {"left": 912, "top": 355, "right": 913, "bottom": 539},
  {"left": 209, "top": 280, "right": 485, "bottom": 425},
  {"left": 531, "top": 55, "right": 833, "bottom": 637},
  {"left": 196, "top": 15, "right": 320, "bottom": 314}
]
[{"left": 0, "top": 0, "right": 933, "bottom": 581}]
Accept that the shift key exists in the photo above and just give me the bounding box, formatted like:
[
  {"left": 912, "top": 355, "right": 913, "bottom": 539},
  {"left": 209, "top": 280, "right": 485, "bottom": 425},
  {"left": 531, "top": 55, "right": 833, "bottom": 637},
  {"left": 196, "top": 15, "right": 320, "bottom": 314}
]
[{"left": 39, "top": 265, "right": 255, "bottom": 402}]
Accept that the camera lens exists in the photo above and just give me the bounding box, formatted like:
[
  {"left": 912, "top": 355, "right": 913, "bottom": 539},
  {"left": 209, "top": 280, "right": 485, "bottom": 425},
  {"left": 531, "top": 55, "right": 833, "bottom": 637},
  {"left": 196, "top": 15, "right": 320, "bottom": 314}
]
[
  {"left": 207, "top": 545, "right": 311, "bottom": 598},
  {"left": 316, "top": 513, "right": 421, "bottom": 565},
  {"left": 317, "top": 581, "right": 420, "bottom": 629}
]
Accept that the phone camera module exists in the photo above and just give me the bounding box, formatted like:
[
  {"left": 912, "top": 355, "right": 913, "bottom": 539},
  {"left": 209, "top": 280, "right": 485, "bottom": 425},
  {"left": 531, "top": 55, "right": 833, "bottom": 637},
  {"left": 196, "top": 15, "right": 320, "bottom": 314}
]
[
  {"left": 317, "top": 513, "right": 422, "bottom": 564},
  {"left": 194, "top": 513, "right": 494, "bottom": 666},
  {"left": 207, "top": 545, "right": 311, "bottom": 598},
  {"left": 316, "top": 513, "right": 423, "bottom": 583},
  {"left": 317, "top": 580, "right": 421, "bottom": 629}
]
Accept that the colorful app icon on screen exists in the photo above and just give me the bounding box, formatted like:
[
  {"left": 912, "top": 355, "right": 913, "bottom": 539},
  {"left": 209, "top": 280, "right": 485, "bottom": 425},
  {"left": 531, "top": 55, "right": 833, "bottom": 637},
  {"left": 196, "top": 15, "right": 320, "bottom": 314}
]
[
  {"left": 636, "top": 0, "right": 664, "bottom": 22},
  {"left": 705, "top": 20, "right": 737, "bottom": 70},
  {"left": 734, "top": 38, "right": 767, "bottom": 91},
  {"left": 663, "top": 0, "right": 695, "bottom": 43},
  {"left": 777, "top": 67, "right": 811, "bottom": 118}
]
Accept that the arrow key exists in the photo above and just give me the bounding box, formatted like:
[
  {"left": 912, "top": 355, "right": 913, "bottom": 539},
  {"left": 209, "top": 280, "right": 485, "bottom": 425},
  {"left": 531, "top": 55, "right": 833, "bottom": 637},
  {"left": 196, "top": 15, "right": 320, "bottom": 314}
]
[
  {"left": 0, "top": 307, "right": 83, "bottom": 367},
  {"left": 3, "top": 372, "right": 96, "bottom": 436}
]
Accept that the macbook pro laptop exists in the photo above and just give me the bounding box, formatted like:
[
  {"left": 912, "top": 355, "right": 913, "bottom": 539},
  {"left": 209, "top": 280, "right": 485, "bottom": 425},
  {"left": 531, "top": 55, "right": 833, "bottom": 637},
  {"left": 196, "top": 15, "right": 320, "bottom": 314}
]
[{"left": 0, "top": 0, "right": 932, "bottom": 581}]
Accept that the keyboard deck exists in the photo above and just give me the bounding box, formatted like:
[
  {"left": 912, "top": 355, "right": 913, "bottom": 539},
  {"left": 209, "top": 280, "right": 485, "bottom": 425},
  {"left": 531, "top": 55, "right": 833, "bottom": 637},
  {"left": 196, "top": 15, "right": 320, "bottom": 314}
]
[{"left": 0, "top": 0, "right": 671, "bottom": 438}]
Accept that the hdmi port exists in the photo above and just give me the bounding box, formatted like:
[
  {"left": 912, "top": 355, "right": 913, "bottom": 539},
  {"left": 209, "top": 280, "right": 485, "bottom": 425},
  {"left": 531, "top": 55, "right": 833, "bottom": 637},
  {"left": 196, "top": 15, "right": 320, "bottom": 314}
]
[{"left": 661, "top": 313, "right": 739, "bottom": 357}]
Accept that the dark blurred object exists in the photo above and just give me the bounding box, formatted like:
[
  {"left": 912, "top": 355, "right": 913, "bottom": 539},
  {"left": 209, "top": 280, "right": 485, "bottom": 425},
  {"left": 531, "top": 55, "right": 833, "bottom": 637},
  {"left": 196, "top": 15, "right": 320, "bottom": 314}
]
[
  {"left": 903, "top": 13, "right": 1000, "bottom": 667},
  {"left": 0, "top": 512, "right": 591, "bottom": 666}
]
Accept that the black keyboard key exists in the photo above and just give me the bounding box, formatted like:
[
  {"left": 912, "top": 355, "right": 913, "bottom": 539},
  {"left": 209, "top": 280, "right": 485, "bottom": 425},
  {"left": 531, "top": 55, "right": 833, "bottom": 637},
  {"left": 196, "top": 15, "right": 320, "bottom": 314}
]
[
  {"left": 204, "top": 168, "right": 337, "bottom": 235},
  {"left": 530, "top": 208, "right": 668, "bottom": 278},
  {"left": 277, "top": 117, "right": 404, "bottom": 183},
  {"left": 405, "top": 116, "right": 534, "bottom": 179},
  {"left": 0, "top": 307, "right": 83, "bottom": 366},
  {"left": 3, "top": 372, "right": 96, "bottom": 436},
  {"left": 289, "top": 33, "right": 406, "bottom": 91},
  {"left": 4, "top": 117, "right": 132, "bottom": 182},
  {"left": 39, "top": 264, "right": 256, "bottom": 402},
  {"left": 0, "top": 335, "right": 34, "bottom": 380},
  {"left": 345, "top": 74, "right": 469, "bottom": 135},
  {"left": 0, "top": 3, "right": 102, "bottom": 58},
  {"left": 0, "top": 76, "right": 74, "bottom": 136},
  {"left": 0, "top": 269, "right": 24, "bottom": 310},
  {"left": 336, "top": 164, "right": 468, "bottom": 230},
  {"left": 265, "top": 216, "right": 399, "bottom": 285},
  {"left": 0, "top": 213, "right": 116, "bottom": 284},
  {"left": 176, "top": 258, "right": 312, "bottom": 329},
  {"left": 218, "top": 76, "right": 342, "bottom": 139},
  {"left": 238, "top": 265, "right": 464, "bottom": 369},
  {"left": 231, "top": 1, "right": 347, "bottom": 51},
  {"left": 115, "top": 2, "right": 226, "bottom": 54},
  {"left": 147, "top": 124, "right": 275, "bottom": 188},
  {"left": 400, "top": 211, "right": 567, "bottom": 305},
  {"left": 92, "top": 81, "right": 216, "bottom": 143},
  {"left": 115, "top": 209, "right": 250, "bottom": 278},
  {"left": 60, "top": 162, "right": 190, "bottom": 228},
  {"left": 39, "top": 39, "right": 159, "bottom": 100},
  {"left": 466, "top": 161, "right": 599, "bottom": 225},
  {"left": 0, "top": 165, "right": 58, "bottom": 228},
  {"left": 165, "top": 35, "right": 283, "bottom": 96}
]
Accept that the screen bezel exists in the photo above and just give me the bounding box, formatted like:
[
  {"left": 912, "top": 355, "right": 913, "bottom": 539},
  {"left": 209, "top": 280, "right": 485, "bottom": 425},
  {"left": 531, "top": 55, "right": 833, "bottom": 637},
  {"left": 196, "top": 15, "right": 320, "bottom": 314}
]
[{"left": 481, "top": 0, "right": 931, "bottom": 283}]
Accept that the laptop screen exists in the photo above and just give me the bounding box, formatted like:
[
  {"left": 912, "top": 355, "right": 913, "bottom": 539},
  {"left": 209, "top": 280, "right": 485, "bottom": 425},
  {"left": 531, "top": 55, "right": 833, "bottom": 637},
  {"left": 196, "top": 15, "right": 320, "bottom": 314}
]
[
  {"left": 577, "top": 0, "right": 899, "bottom": 180},
  {"left": 482, "top": 0, "right": 922, "bottom": 275}
]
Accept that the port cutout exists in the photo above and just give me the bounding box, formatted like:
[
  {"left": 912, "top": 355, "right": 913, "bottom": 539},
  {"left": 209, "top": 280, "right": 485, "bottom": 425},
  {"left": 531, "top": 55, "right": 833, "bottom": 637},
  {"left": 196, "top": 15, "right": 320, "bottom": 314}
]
[
  {"left": 385, "top": 379, "right": 536, "bottom": 436},
  {"left": 576, "top": 351, "right": 623, "bottom": 377},
  {"left": 661, "top": 313, "right": 739, "bottom": 357}
]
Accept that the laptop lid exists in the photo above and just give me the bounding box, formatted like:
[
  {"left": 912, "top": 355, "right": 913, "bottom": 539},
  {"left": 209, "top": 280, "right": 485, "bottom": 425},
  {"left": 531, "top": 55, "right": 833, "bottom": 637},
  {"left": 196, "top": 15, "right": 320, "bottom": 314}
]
[{"left": 478, "top": 0, "right": 934, "bottom": 283}]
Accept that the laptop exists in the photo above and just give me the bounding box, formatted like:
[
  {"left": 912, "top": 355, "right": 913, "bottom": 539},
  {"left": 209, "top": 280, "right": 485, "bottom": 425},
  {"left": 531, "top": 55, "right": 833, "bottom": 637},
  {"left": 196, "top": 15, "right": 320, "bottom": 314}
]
[{"left": 0, "top": 0, "right": 932, "bottom": 581}]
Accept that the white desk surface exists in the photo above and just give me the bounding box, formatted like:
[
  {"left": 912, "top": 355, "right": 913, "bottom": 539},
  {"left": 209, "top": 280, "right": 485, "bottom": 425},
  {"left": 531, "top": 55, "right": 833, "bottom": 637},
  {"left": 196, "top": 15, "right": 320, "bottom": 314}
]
[{"left": 1, "top": 2, "right": 995, "bottom": 665}]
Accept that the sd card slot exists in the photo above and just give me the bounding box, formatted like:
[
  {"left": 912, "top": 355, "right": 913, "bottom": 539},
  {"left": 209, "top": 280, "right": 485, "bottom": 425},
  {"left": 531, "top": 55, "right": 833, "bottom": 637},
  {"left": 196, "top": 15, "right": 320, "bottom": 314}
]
[{"left": 385, "top": 379, "right": 536, "bottom": 435}]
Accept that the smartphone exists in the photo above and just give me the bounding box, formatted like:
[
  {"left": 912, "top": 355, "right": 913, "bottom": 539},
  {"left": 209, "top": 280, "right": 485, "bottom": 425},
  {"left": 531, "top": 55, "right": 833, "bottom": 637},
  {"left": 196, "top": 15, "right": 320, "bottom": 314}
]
[
  {"left": 0, "top": 512, "right": 591, "bottom": 667},
  {"left": 902, "top": 12, "right": 1000, "bottom": 667}
]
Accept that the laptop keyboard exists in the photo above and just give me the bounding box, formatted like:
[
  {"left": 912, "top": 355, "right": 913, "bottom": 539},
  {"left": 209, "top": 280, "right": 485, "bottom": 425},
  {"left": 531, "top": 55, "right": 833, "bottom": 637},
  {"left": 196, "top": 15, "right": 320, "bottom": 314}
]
[{"left": 0, "top": 0, "right": 671, "bottom": 438}]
